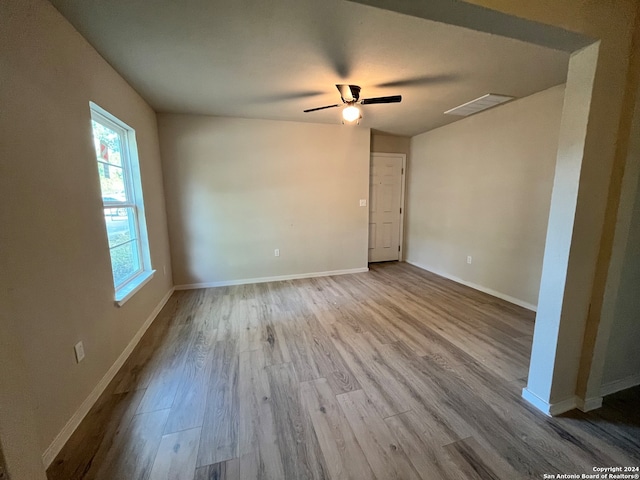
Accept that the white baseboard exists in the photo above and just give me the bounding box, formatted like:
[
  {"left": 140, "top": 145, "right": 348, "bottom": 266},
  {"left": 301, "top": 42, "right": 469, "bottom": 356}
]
[
  {"left": 405, "top": 260, "right": 537, "bottom": 312},
  {"left": 523, "top": 375, "right": 640, "bottom": 415},
  {"left": 174, "top": 267, "right": 369, "bottom": 290},
  {"left": 522, "top": 388, "right": 577, "bottom": 416},
  {"left": 600, "top": 373, "right": 640, "bottom": 397},
  {"left": 41, "top": 287, "right": 175, "bottom": 468},
  {"left": 576, "top": 396, "right": 603, "bottom": 412}
]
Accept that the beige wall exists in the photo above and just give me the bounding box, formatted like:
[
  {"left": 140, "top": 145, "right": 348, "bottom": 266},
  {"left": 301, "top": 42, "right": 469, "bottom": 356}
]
[
  {"left": 0, "top": 307, "right": 46, "bottom": 480},
  {"left": 158, "top": 115, "right": 370, "bottom": 286},
  {"left": 371, "top": 133, "right": 411, "bottom": 156},
  {"left": 602, "top": 165, "right": 640, "bottom": 387},
  {"left": 574, "top": 12, "right": 640, "bottom": 405},
  {"left": 0, "top": 1, "right": 173, "bottom": 477},
  {"left": 593, "top": 28, "right": 640, "bottom": 394},
  {"left": 406, "top": 85, "right": 565, "bottom": 307}
]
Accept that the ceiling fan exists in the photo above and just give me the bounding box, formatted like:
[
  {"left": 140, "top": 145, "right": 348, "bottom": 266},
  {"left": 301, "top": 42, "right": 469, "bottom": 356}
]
[{"left": 303, "top": 84, "right": 402, "bottom": 123}]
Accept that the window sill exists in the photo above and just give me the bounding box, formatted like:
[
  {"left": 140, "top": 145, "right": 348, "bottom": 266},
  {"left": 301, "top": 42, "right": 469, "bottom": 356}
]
[{"left": 115, "top": 270, "right": 155, "bottom": 307}]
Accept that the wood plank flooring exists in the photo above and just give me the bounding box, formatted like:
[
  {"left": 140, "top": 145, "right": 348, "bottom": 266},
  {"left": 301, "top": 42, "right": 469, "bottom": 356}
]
[{"left": 47, "top": 262, "right": 640, "bottom": 480}]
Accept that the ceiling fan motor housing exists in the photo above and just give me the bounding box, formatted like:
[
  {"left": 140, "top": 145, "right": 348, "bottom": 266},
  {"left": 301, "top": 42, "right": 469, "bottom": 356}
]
[{"left": 345, "top": 85, "right": 361, "bottom": 103}]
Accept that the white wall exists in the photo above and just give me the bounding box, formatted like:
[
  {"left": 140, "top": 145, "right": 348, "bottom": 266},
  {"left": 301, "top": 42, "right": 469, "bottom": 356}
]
[
  {"left": 405, "top": 85, "right": 565, "bottom": 308},
  {"left": 0, "top": 1, "right": 173, "bottom": 476},
  {"left": 158, "top": 115, "right": 371, "bottom": 287}
]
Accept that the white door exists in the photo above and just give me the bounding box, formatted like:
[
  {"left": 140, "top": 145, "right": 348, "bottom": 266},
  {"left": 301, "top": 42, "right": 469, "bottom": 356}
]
[{"left": 369, "top": 154, "right": 404, "bottom": 262}]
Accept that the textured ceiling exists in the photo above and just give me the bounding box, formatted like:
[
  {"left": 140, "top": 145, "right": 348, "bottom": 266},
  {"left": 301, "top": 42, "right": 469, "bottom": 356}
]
[{"left": 50, "top": 0, "right": 569, "bottom": 136}]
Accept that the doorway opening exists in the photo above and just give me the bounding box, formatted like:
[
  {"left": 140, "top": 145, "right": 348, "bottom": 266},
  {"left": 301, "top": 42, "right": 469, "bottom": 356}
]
[{"left": 368, "top": 153, "right": 406, "bottom": 263}]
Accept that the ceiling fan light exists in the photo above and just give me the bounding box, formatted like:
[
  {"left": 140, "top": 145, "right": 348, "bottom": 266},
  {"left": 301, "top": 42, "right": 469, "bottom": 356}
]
[{"left": 342, "top": 105, "right": 361, "bottom": 123}]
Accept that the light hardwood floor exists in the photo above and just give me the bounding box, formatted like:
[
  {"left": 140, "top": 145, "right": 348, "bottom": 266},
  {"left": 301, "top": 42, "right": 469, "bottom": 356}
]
[{"left": 48, "top": 262, "right": 640, "bottom": 480}]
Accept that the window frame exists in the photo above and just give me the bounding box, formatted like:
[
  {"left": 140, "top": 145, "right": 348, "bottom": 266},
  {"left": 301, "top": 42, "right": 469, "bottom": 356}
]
[{"left": 90, "top": 102, "right": 155, "bottom": 306}]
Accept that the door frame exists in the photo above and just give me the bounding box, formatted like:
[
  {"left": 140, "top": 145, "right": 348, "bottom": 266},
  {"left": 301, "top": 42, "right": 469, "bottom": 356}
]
[{"left": 369, "top": 152, "right": 407, "bottom": 261}]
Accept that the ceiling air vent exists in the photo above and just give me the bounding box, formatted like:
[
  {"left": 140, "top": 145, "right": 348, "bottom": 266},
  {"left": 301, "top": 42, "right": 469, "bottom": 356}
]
[{"left": 444, "top": 94, "right": 515, "bottom": 116}]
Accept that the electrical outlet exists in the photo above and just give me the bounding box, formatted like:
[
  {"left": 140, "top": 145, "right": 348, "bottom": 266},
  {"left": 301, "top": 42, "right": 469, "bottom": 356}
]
[
  {"left": 359, "top": 199, "right": 367, "bottom": 207},
  {"left": 467, "top": 256, "right": 472, "bottom": 264},
  {"left": 274, "top": 248, "right": 280, "bottom": 257},
  {"left": 74, "top": 341, "right": 85, "bottom": 363}
]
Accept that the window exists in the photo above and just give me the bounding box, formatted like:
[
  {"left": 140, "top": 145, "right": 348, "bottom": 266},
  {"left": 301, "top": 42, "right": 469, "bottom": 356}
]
[{"left": 90, "top": 103, "right": 154, "bottom": 305}]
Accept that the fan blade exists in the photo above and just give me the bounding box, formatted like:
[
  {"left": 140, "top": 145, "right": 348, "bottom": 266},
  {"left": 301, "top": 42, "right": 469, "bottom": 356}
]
[
  {"left": 303, "top": 104, "right": 340, "bottom": 113},
  {"left": 251, "top": 90, "right": 326, "bottom": 103},
  {"left": 336, "top": 84, "right": 361, "bottom": 103},
  {"left": 375, "top": 74, "right": 459, "bottom": 88},
  {"left": 360, "top": 95, "right": 402, "bottom": 105},
  {"left": 310, "top": 9, "right": 352, "bottom": 78}
]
